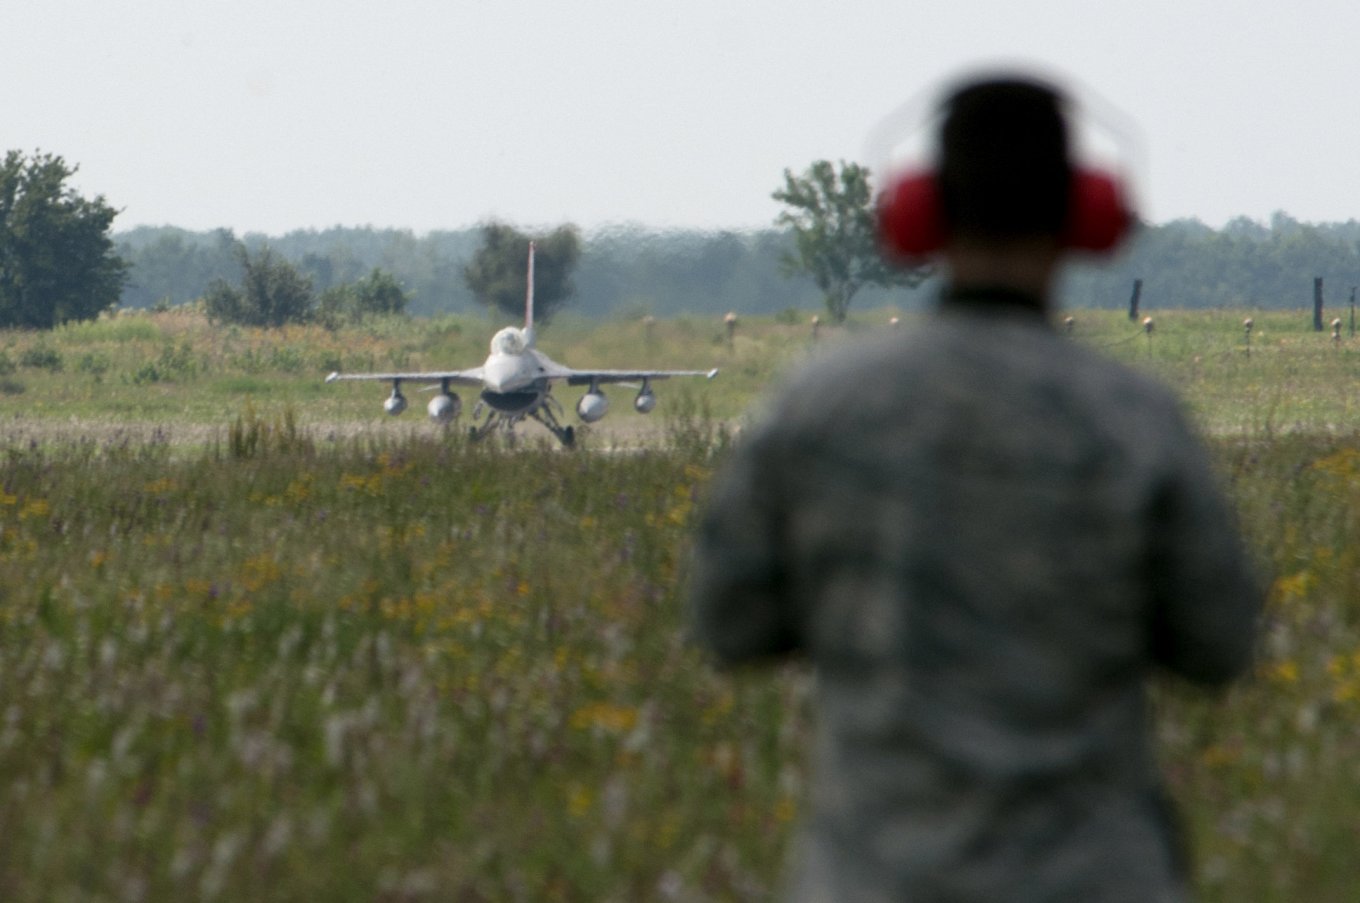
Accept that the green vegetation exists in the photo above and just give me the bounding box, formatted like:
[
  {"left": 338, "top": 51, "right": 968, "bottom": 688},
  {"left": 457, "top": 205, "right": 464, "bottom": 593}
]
[
  {"left": 115, "top": 213, "right": 1360, "bottom": 320},
  {"left": 0, "top": 150, "right": 128, "bottom": 328},
  {"left": 0, "top": 308, "right": 1357, "bottom": 899},
  {"left": 463, "top": 222, "right": 582, "bottom": 323},
  {"left": 204, "top": 245, "right": 316, "bottom": 328},
  {"left": 203, "top": 243, "right": 412, "bottom": 329},
  {"left": 772, "top": 159, "right": 928, "bottom": 322},
  {"left": 316, "top": 267, "right": 410, "bottom": 327}
]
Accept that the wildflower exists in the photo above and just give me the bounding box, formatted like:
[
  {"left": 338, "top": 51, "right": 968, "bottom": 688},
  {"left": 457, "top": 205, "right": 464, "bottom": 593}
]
[
  {"left": 567, "top": 784, "right": 593, "bottom": 818},
  {"left": 240, "top": 553, "right": 284, "bottom": 592},
  {"left": 18, "top": 499, "right": 49, "bottom": 520},
  {"left": 569, "top": 702, "right": 639, "bottom": 735},
  {"left": 1312, "top": 448, "right": 1360, "bottom": 483},
  {"left": 1262, "top": 659, "right": 1299, "bottom": 685},
  {"left": 1201, "top": 744, "right": 1241, "bottom": 768},
  {"left": 283, "top": 477, "right": 311, "bottom": 504},
  {"left": 1270, "top": 570, "right": 1313, "bottom": 606}
]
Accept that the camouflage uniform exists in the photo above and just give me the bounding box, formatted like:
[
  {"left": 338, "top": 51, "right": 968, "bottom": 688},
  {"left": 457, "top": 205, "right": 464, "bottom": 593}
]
[{"left": 690, "top": 288, "right": 1261, "bottom": 902}]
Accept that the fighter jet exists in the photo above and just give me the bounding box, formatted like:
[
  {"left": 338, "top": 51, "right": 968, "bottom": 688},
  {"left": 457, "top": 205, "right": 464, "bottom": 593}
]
[{"left": 325, "top": 242, "right": 718, "bottom": 447}]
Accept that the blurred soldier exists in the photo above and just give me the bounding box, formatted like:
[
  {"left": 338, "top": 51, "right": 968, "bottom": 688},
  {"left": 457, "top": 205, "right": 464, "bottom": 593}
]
[{"left": 689, "top": 73, "right": 1261, "bottom": 902}]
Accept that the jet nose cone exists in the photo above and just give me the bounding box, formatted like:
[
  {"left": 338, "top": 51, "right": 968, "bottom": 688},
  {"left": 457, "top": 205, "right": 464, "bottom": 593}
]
[{"left": 483, "top": 355, "right": 522, "bottom": 393}]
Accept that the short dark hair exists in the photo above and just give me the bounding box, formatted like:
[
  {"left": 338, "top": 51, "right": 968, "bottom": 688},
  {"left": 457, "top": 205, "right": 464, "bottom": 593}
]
[{"left": 938, "top": 77, "right": 1071, "bottom": 241}]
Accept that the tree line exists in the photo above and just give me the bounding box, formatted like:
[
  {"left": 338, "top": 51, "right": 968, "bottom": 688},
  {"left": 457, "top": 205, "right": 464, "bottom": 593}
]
[
  {"left": 113, "top": 222, "right": 837, "bottom": 320},
  {"left": 12, "top": 147, "right": 1360, "bottom": 332},
  {"left": 116, "top": 214, "right": 1360, "bottom": 321}
]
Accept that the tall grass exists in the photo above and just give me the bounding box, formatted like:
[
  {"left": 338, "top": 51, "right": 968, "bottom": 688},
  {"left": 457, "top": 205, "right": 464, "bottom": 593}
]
[
  {"left": 1155, "top": 433, "right": 1360, "bottom": 901},
  {"left": 0, "top": 306, "right": 1358, "bottom": 899},
  {"left": 0, "top": 429, "right": 804, "bottom": 900}
]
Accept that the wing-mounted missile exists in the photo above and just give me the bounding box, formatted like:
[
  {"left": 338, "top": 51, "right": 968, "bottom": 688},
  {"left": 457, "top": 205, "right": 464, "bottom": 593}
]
[
  {"left": 634, "top": 382, "right": 657, "bottom": 413},
  {"left": 426, "top": 378, "right": 461, "bottom": 423},
  {"left": 577, "top": 384, "right": 609, "bottom": 423},
  {"left": 384, "top": 381, "right": 408, "bottom": 416},
  {"left": 427, "top": 392, "right": 461, "bottom": 423}
]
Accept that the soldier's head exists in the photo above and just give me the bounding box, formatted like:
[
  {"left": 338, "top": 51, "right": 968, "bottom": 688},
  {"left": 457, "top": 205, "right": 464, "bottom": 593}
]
[
  {"left": 933, "top": 75, "right": 1075, "bottom": 300},
  {"left": 875, "top": 70, "right": 1134, "bottom": 299},
  {"left": 937, "top": 76, "right": 1072, "bottom": 246}
]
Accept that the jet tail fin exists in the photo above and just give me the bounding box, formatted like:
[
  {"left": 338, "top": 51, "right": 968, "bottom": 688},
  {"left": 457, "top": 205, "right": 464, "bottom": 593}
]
[{"left": 524, "top": 241, "right": 536, "bottom": 347}]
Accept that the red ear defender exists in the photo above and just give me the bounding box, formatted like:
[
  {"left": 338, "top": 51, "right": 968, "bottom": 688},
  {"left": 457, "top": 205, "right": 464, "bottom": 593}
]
[
  {"left": 876, "top": 166, "right": 1134, "bottom": 262},
  {"left": 876, "top": 171, "right": 945, "bottom": 262},
  {"left": 1064, "top": 168, "right": 1134, "bottom": 253}
]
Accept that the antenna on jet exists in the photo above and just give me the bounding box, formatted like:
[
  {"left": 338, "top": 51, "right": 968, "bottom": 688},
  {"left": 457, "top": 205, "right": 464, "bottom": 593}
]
[{"left": 524, "top": 241, "right": 536, "bottom": 347}]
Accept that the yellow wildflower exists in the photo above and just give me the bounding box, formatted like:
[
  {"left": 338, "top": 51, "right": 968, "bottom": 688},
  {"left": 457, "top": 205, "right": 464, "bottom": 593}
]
[
  {"left": 1262, "top": 659, "right": 1299, "bottom": 685},
  {"left": 569, "top": 702, "right": 639, "bottom": 734},
  {"left": 567, "top": 784, "right": 593, "bottom": 818},
  {"left": 18, "top": 499, "right": 49, "bottom": 520}
]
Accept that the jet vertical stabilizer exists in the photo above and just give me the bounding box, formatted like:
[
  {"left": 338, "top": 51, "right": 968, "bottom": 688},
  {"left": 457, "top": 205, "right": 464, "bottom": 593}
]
[{"left": 523, "top": 241, "right": 536, "bottom": 348}]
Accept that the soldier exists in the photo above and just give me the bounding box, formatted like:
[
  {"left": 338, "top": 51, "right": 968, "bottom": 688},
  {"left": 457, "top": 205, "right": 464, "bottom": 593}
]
[{"left": 689, "top": 73, "right": 1261, "bottom": 902}]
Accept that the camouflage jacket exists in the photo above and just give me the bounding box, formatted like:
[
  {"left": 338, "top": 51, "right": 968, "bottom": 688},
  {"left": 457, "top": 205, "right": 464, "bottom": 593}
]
[{"left": 690, "top": 288, "right": 1262, "bottom": 902}]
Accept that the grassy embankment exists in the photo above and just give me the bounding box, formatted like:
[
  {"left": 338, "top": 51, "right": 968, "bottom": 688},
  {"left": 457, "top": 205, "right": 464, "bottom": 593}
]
[{"left": 0, "top": 307, "right": 1357, "bottom": 900}]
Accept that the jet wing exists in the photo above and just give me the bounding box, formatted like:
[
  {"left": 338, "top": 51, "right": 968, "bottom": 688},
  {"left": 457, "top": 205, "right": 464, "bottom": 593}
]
[
  {"left": 325, "top": 368, "right": 486, "bottom": 386},
  {"left": 563, "top": 367, "right": 719, "bottom": 386}
]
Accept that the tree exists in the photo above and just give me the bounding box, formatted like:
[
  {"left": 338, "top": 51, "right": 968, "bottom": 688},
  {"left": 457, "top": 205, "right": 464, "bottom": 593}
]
[
  {"left": 463, "top": 222, "right": 580, "bottom": 322},
  {"left": 204, "top": 244, "right": 314, "bottom": 327},
  {"left": 0, "top": 150, "right": 128, "bottom": 328},
  {"left": 316, "top": 267, "right": 410, "bottom": 326},
  {"left": 773, "top": 159, "right": 926, "bottom": 323}
]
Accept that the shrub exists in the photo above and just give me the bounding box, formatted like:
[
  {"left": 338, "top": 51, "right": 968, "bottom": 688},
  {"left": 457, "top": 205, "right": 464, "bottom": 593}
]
[{"left": 19, "top": 344, "right": 63, "bottom": 371}]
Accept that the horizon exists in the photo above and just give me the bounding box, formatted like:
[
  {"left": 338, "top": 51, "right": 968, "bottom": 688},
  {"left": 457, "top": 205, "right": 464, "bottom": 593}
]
[{"left": 107, "top": 208, "right": 1360, "bottom": 243}]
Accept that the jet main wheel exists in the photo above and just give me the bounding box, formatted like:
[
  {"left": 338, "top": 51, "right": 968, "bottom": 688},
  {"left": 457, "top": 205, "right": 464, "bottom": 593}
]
[{"left": 562, "top": 426, "right": 575, "bottom": 448}]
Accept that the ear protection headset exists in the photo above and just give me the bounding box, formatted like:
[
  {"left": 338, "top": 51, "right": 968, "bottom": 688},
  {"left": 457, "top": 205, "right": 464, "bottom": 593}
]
[
  {"left": 870, "top": 74, "right": 1138, "bottom": 262},
  {"left": 877, "top": 167, "right": 1132, "bottom": 260}
]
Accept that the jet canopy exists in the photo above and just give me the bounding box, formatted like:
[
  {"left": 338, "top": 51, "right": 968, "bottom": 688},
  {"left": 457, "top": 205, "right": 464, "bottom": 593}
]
[{"left": 490, "top": 327, "right": 527, "bottom": 356}]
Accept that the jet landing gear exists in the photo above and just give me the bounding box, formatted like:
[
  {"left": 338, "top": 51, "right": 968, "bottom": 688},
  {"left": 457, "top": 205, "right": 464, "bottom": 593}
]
[
  {"left": 467, "top": 405, "right": 510, "bottom": 444},
  {"left": 529, "top": 404, "right": 574, "bottom": 447},
  {"left": 466, "top": 403, "right": 576, "bottom": 448}
]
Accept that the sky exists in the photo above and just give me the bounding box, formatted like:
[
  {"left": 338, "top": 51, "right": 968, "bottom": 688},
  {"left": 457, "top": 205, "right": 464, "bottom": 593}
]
[{"left": 7, "top": 0, "right": 1360, "bottom": 236}]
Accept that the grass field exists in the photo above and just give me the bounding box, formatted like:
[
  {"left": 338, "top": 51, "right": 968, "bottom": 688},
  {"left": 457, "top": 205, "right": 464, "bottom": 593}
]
[{"left": 0, "top": 306, "right": 1358, "bottom": 900}]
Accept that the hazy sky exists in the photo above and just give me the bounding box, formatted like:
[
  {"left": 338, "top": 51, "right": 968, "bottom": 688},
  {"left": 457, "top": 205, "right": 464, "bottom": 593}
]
[{"left": 8, "top": 0, "right": 1360, "bottom": 235}]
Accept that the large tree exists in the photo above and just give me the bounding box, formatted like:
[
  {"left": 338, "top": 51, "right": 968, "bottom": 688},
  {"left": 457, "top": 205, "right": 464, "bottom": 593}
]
[
  {"left": 0, "top": 150, "right": 128, "bottom": 328},
  {"left": 462, "top": 222, "right": 580, "bottom": 323},
  {"left": 773, "top": 159, "right": 926, "bottom": 323}
]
